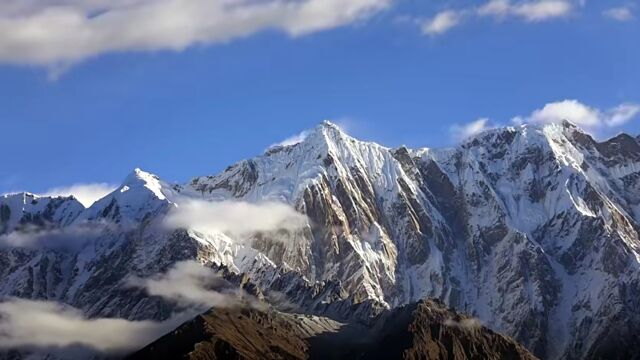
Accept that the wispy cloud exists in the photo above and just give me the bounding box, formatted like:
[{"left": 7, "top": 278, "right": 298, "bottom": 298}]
[
  {"left": 41, "top": 183, "right": 116, "bottom": 207},
  {"left": 444, "top": 317, "right": 482, "bottom": 330},
  {"left": 0, "top": 262, "right": 268, "bottom": 354},
  {"left": 511, "top": 100, "right": 640, "bottom": 130},
  {"left": 0, "top": 298, "right": 187, "bottom": 354},
  {"left": 421, "top": 10, "right": 464, "bottom": 36},
  {"left": 269, "top": 130, "right": 311, "bottom": 148},
  {"left": 165, "top": 199, "right": 308, "bottom": 238},
  {"left": 603, "top": 6, "right": 634, "bottom": 21},
  {"left": 452, "top": 100, "right": 640, "bottom": 143},
  {"left": 0, "top": 222, "right": 113, "bottom": 250},
  {"left": 450, "top": 118, "right": 494, "bottom": 141},
  {"left": 414, "top": 0, "right": 575, "bottom": 37},
  {"left": 480, "top": 0, "right": 574, "bottom": 21},
  {"left": 0, "top": 0, "right": 391, "bottom": 70},
  {"left": 126, "top": 261, "right": 255, "bottom": 309}
]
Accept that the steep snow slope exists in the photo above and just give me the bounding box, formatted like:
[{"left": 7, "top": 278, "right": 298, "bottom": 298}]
[
  {"left": 184, "top": 121, "right": 640, "bottom": 359},
  {"left": 0, "top": 192, "right": 83, "bottom": 233},
  {"left": 1, "top": 121, "right": 639, "bottom": 359}
]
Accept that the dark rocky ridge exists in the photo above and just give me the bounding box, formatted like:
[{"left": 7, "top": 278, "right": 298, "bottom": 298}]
[{"left": 129, "top": 299, "right": 536, "bottom": 360}]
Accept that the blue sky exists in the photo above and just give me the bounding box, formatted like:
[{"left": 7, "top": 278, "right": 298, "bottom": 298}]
[{"left": 0, "top": 0, "right": 638, "bottom": 204}]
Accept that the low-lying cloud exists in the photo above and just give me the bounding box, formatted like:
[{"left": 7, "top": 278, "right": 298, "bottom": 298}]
[
  {"left": 450, "top": 118, "right": 494, "bottom": 141},
  {"left": 0, "top": 261, "right": 268, "bottom": 355},
  {"left": 444, "top": 317, "right": 482, "bottom": 330},
  {"left": 0, "top": 222, "right": 112, "bottom": 250},
  {"left": 165, "top": 199, "right": 308, "bottom": 238},
  {"left": 127, "top": 261, "right": 255, "bottom": 309},
  {"left": 0, "top": 261, "right": 268, "bottom": 354},
  {"left": 0, "top": 298, "right": 186, "bottom": 354}
]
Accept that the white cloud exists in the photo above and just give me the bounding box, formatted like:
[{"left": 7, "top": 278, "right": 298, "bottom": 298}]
[
  {"left": 417, "top": 0, "right": 574, "bottom": 37},
  {"left": 478, "top": 0, "right": 574, "bottom": 21},
  {"left": 41, "top": 183, "right": 116, "bottom": 207},
  {"left": 0, "top": 262, "right": 267, "bottom": 354},
  {"left": 0, "top": 298, "right": 186, "bottom": 354},
  {"left": 0, "top": 0, "right": 391, "bottom": 68},
  {"left": 513, "top": 99, "right": 601, "bottom": 127},
  {"left": 0, "top": 222, "right": 112, "bottom": 250},
  {"left": 605, "top": 103, "right": 640, "bottom": 126},
  {"left": 165, "top": 199, "right": 308, "bottom": 238},
  {"left": 127, "top": 261, "right": 257, "bottom": 309},
  {"left": 511, "top": 99, "right": 640, "bottom": 130},
  {"left": 269, "top": 130, "right": 311, "bottom": 148},
  {"left": 444, "top": 317, "right": 482, "bottom": 329},
  {"left": 603, "top": 6, "right": 634, "bottom": 21},
  {"left": 453, "top": 100, "right": 639, "bottom": 143},
  {"left": 509, "top": 0, "right": 573, "bottom": 22},
  {"left": 450, "top": 118, "right": 493, "bottom": 141},
  {"left": 477, "top": 0, "right": 512, "bottom": 18},
  {"left": 421, "top": 10, "right": 463, "bottom": 36}
]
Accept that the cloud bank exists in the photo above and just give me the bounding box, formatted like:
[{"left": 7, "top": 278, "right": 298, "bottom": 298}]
[
  {"left": 165, "top": 199, "right": 308, "bottom": 237},
  {"left": 0, "top": 0, "right": 391, "bottom": 68},
  {"left": 0, "top": 261, "right": 264, "bottom": 354},
  {"left": 41, "top": 183, "right": 116, "bottom": 207},
  {"left": 0, "top": 298, "right": 184, "bottom": 354},
  {"left": 127, "top": 261, "right": 251, "bottom": 308},
  {"left": 0, "top": 222, "right": 112, "bottom": 250}
]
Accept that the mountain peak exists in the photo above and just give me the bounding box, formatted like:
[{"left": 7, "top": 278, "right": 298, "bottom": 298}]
[
  {"left": 303, "top": 120, "right": 357, "bottom": 149},
  {"left": 120, "top": 168, "right": 167, "bottom": 200},
  {"left": 77, "top": 168, "right": 171, "bottom": 223},
  {"left": 319, "top": 119, "right": 342, "bottom": 131}
]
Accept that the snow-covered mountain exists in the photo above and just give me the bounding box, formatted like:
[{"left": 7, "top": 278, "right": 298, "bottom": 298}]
[{"left": 1, "top": 121, "right": 639, "bottom": 359}]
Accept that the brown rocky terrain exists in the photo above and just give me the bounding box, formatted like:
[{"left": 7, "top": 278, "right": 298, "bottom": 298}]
[{"left": 129, "top": 299, "right": 536, "bottom": 360}]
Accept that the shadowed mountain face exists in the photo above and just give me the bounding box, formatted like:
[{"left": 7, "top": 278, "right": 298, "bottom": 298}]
[
  {"left": 129, "top": 299, "right": 536, "bottom": 360},
  {"left": 2, "top": 121, "right": 640, "bottom": 359}
]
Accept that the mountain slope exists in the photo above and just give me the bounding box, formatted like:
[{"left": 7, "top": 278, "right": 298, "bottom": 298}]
[
  {"left": 129, "top": 299, "right": 536, "bottom": 360},
  {"left": 1, "top": 121, "right": 639, "bottom": 359}
]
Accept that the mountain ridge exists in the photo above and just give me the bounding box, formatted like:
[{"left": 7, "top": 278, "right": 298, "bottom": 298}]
[{"left": 1, "top": 121, "right": 640, "bottom": 359}]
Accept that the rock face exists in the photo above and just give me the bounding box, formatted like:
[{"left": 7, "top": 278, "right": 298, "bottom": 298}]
[
  {"left": 129, "top": 298, "right": 536, "bottom": 360},
  {"left": 1, "top": 121, "right": 640, "bottom": 359}
]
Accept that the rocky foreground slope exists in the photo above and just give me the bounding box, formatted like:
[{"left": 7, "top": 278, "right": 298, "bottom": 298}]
[
  {"left": 129, "top": 299, "right": 535, "bottom": 360},
  {"left": 1, "top": 121, "right": 640, "bottom": 359}
]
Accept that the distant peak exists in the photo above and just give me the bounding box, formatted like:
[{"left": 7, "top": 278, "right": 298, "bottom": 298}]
[
  {"left": 119, "top": 168, "right": 167, "bottom": 201},
  {"left": 123, "top": 168, "right": 159, "bottom": 186},
  {"left": 560, "top": 119, "right": 578, "bottom": 129},
  {"left": 308, "top": 120, "right": 350, "bottom": 141},
  {"left": 0, "top": 192, "right": 36, "bottom": 204},
  {"left": 317, "top": 120, "right": 347, "bottom": 136},
  {"left": 320, "top": 120, "right": 341, "bottom": 130}
]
